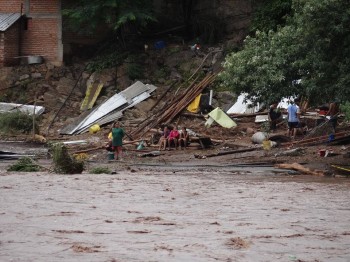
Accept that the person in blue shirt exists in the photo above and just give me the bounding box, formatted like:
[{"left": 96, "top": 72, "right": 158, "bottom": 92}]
[{"left": 287, "top": 99, "right": 300, "bottom": 137}]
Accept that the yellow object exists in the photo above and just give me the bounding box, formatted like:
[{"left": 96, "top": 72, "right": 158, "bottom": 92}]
[
  {"left": 81, "top": 83, "right": 104, "bottom": 111},
  {"left": 108, "top": 132, "right": 112, "bottom": 140},
  {"left": 206, "top": 107, "right": 237, "bottom": 128},
  {"left": 73, "top": 153, "right": 89, "bottom": 161},
  {"left": 262, "top": 140, "right": 271, "bottom": 150},
  {"left": 89, "top": 124, "right": 100, "bottom": 134},
  {"left": 187, "top": 94, "right": 202, "bottom": 113}
]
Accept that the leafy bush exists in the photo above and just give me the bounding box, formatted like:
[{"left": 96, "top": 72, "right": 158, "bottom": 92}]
[
  {"left": 90, "top": 167, "right": 111, "bottom": 174},
  {"left": 340, "top": 102, "right": 350, "bottom": 120},
  {"left": 7, "top": 157, "right": 41, "bottom": 172},
  {"left": 50, "top": 143, "right": 84, "bottom": 174},
  {"left": 0, "top": 111, "right": 39, "bottom": 135},
  {"left": 126, "top": 55, "right": 145, "bottom": 80},
  {"left": 192, "top": 15, "right": 225, "bottom": 44},
  {"left": 86, "top": 51, "right": 125, "bottom": 73}
]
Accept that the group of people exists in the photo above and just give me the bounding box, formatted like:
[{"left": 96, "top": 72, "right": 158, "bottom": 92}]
[
  {"left": 105, "top": 122, "right": 191, "bottom": 160},
  {"left": 268, "top": 98, "right": 306, "bottom": 138},
  {"left": 268, "top": 99, "right": 340, "bottom": 138},
  {"left": 158, "top": 125, "right": 189, "bottom": 150}
]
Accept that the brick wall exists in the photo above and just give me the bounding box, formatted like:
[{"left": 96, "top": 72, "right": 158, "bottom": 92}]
[
  {"left": 0, "top": 0, "right": 24, "bottom": 13},
  {"left": 4, "top": 21, "right": 20, "bottom": 66},
  {"left": 21, "top": 18, "right": 59, "bottom": 61},
  {"left": 0, "top": 0, "right": 62, "bottom": 65},
  {"left": 30, "top": 0, "right": 59, "bottom": 13},
  {"left": 0, "top": 33, "right": 4, "bottom": 65}
]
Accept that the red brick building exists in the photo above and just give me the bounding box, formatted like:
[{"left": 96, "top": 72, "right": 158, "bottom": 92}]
[{"left": 0, "top": 0, "right": 63, "bottom": 66}]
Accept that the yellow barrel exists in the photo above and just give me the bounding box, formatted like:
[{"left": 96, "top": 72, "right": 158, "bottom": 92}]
[{"left": 89, "top": 124, "right": 100, "bottom": 134}]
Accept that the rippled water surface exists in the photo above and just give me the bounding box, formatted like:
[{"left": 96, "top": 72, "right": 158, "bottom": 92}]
[{"left": 1, "top": 172, "right": 350, "bottom": 262}]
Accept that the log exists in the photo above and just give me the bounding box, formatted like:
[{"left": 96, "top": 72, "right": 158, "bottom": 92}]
[{"left": 275, "top": 163, "right": 324, "bottom": 176}]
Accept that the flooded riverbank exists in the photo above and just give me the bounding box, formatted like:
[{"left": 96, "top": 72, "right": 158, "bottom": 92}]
[{"left": 1, "top": 171, "right": 350, "bottom": 262}]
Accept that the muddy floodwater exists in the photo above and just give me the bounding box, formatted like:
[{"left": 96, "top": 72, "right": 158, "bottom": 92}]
[{"left": 1, "top": 170, "right": 350, "bottom": 262}]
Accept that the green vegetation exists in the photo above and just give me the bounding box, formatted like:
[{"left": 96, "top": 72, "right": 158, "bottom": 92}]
[
  {"left": 86, "top": 51, "right": 126, "bottom": 73},
  {"left": 50, "top": 143, "right": 84, "bottom": 174},
  {"left": 7, "top": 157, "right": 41, "bottom": 172},
  {"left": 0, "top": 111, "right": 39, "bottom": 135},
  {"left": 126, "top": 55, "right": 145, "bottom": 80},
  {"left": 0, "top": 82, "right": 30, "bottom": 103},
  {"left": 90, "top": 167, "right": 112, "bottom": 174},
  {"left": 221, "top": 0, "right": 350, "bottom": 106},
  {"left": 63, "top": 0, "right": 156, "bottom": 48},
  {"left": 192, "top": 15, "right": 225, "bottom": 44},
  {"left": 250, "top": 0, "right": 292, "bottom": 33},
  {"left": 341, "top": 102, "right": 350, "bottom": 120}
]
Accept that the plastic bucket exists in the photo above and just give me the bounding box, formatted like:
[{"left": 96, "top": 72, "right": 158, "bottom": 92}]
[
  {"left": 108, "top": 152, "right": 114, "bottom": 160},
  {"left": 89, "top": 124, "right": 100, "bottom": 134}
]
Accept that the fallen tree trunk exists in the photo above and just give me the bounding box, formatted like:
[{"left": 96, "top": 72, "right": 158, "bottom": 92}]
[{"left": 275, "top": 163, "right": 324, "bottom": 176}]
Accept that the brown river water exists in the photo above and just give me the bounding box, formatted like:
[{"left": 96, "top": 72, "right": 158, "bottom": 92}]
[{"left": 1, "top": 169, "right": 350, "bottom": 262}]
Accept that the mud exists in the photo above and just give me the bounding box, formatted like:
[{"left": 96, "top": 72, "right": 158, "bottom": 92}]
[{"left": 1, "top": 170, "right": 350, "bottom": 262}]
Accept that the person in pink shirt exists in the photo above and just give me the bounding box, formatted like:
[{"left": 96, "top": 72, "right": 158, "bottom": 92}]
[{"left": 166, "top": 126, "right": 180, "bottom": 150}]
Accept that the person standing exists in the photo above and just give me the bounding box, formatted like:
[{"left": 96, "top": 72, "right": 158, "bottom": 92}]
[
  {"left": 111, "top": 121, "right": 125, "bottom": 160},
  {"left": 287, "top": 99, "right": 300, "bottom": 137},
  {"left": 326, "top": 100, "right": 340, "bottom": 133},
  {"left": 268, "top": 102, "right": 282, "bottom": 132}
]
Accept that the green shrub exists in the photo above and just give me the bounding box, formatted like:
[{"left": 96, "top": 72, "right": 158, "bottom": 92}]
[
  {"left": 7, "top": 157, "right": 41, "bottom": 172},
  {"left": 50, "top": 143, "right": 84, "bottom": 174},
  {"left": 192, "top": 15, "right": 225, "bottom": 44},
  {"left": 0, "top": 111, "right": 39, "bottom": 135},
  {"left": 86, "top": 51, "right": 125, "bottom": 73},
  {"left": 125, "top": 55, "right": 145, "bottom": 80},
  {"left": 341, "top": 102, "right": 350, "bottom": 120},
  {"left": 90, "top": 167, "right": 111, "bottom": 174}
]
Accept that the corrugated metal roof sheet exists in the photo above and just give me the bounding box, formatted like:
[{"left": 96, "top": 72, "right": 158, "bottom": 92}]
[{"left": 0, "top": 13, "right": 21, "bottom": 32}]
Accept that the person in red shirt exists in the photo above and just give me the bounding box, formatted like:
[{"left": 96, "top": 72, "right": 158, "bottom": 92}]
[{"left": 166, "top": 126, "right": 180, "bottom": 150}]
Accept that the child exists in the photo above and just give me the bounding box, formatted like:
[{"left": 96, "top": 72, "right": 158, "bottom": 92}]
[
  {"left": 167, "top": 126, "right": 180, "bottom": 150},
  {"left": 179, "top": 126, "right": 189, "bottom": 149}
]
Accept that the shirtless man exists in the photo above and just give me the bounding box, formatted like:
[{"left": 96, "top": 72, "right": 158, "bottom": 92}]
[{"left": 326, "top": 101, "right": 340, "bottom": 133}]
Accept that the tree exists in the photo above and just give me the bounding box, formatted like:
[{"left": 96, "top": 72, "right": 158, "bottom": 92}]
[
  {"left": 63, "top": 0, "right": 156, "bottom": 47},
  {"left": 220, "top": 0, "right": 350, "bottom": 106},
  {"left": 250, "top": 0, "right": 292, "bottom": 33}
]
